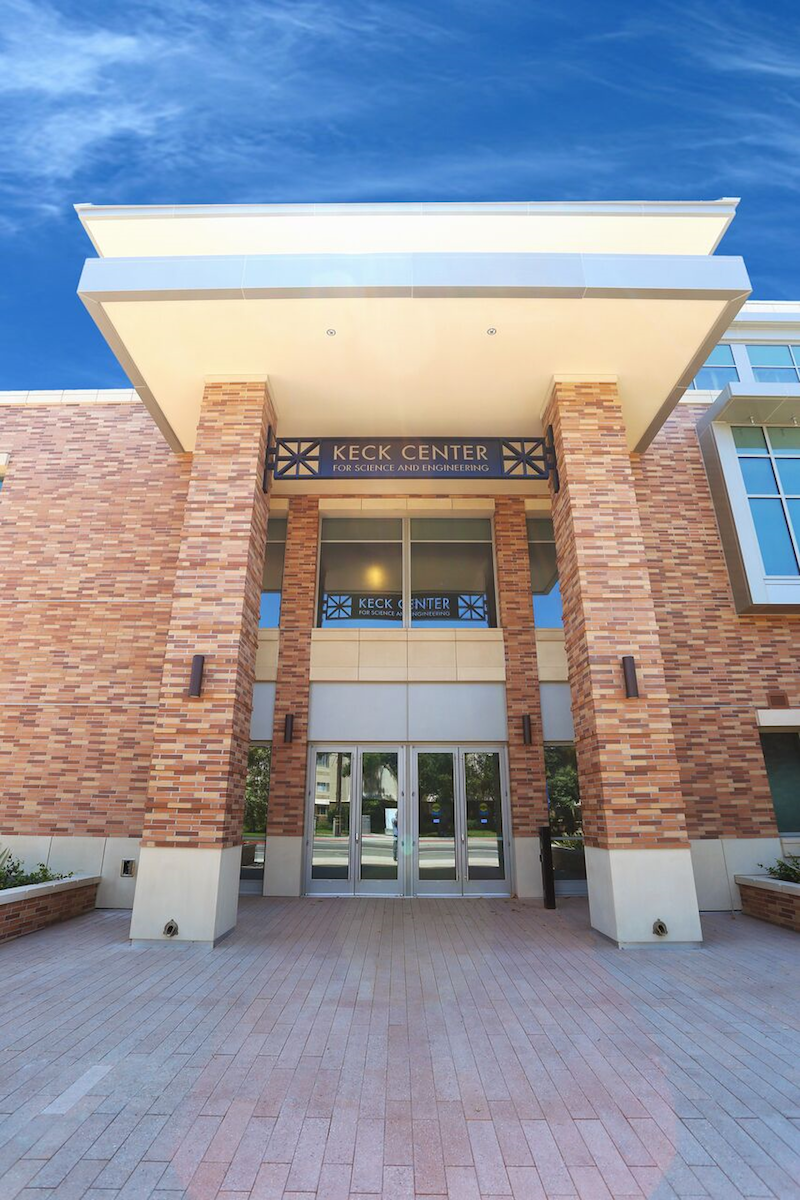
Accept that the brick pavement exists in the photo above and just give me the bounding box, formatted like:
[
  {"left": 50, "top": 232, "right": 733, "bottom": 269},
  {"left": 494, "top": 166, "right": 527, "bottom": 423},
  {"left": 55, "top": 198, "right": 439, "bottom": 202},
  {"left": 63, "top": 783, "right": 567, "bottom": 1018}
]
[{"left": 0, "top": 898, "right": 798, "bottom": 1199}]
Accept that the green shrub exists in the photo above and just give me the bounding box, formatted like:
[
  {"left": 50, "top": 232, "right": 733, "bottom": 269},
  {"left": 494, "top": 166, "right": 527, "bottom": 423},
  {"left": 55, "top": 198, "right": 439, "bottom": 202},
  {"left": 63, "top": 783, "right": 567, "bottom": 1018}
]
[
  {"left": 0, "top": 846, "right": 71, "bottom": 891},
  {"left": 758, "top": 854, "right": 800, "bottom": 884}
]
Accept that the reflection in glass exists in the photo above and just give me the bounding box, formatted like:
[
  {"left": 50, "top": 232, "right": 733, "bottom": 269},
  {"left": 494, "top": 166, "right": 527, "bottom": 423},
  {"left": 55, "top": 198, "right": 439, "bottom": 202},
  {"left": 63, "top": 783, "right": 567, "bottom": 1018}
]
[
  {"left": 241, "top": 745, "right": 271, "bottom": 884},
  {"left": 528, "top": 518, "right": 563, "bottom": 629},
  {"left": 746, "top": 344, "right": 794, "bottom": 367},
  {"left": 732, "top": 426, "right": 768, "bottom": 453},
  {"left": 318, "top": 542, "right": 403, "bottom": 627},
  {"left": 693, "top": 366, "right": 739, "bottom": 390},
  {"left": 464, "top": 752, "right": 504, "bottom": 880},
  {"left": 749, "top": 499, "right": 799, "bottom": 576},
  {"left": 410, "top": 519, "right": 496, "bottom": 629},
  {"left": 544, "top": 744, "right": 586, "bottom": 881},
  {"left": 311, "top": 752, "right": 352, "bottom": 879},
  {"left": 740, "top": 458, "right": 778, "bottom": 495},
  {"left": 776, "top": 458, "right": 800, "bottom": 495},
  {"left": 417, "top": 753, "right": 456, "bottom": 880},
  {"left": 360, "top": 752, "right": 399, "bottom": 881}
]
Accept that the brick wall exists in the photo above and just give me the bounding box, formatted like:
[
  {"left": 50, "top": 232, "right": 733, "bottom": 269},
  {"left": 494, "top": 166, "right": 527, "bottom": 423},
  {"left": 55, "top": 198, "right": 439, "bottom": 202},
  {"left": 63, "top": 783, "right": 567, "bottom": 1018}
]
[
  {"left": 268, "top": 497, "right": 320, "bottom": 839},
  {"left": 634, "top": 405, "right": 800, "bottom": 840},
  {"left": 544, "top": 381, "right": 689, "bottom": 850},
  {"left": 738, "top": 880, "right": 800, "bottom": 932},
  {"left": 0, "top": 880, "right": 99, "bottom": 944},
  {"left": 494, "top": 497, "right": 548, "bottom": 834},
  {"left": 0, "top": 403, "right": 189, "bottom": 838},
  {"left": 142, "top": 382, "right": 274, "bottom": 850}
]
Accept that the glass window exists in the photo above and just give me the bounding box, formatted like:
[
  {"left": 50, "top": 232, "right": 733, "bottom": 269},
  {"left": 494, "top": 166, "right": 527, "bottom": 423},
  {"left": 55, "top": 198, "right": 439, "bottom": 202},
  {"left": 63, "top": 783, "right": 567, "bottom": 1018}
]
[
  {"left": 410, "top": 518, "right": 496, "bottom": 627},
  {"left": 688, "top": 344, "right": 739, "bottom": 391},
  {"left": 760, "top": 732, "right": 800, "bottom": 834},
  {"left": 732, "top": 426, "right": 768, "bottom": 453},
  {"left": 260, "top": 516, "right": 287, "bottom": 628},
  {"left": 746, "top": 344, "right": 800, "bottom": 384},
  {"left": 749, "top": 500, "right": 799, "bottom": 575},
  {"left": 241, "top": 744, "right": 271, "bottom": 886},
  {"left": 317, "top": 518, "right": 403, "bottom": 627},
  {"left": 527, "top": 517, "right": 563, "bottom": 628},
  {"left": 316, "top": 517, "right": 498, "bottom": 628},
  {"left": 734, "top": 426, "right": 800, "bottom": 577}
]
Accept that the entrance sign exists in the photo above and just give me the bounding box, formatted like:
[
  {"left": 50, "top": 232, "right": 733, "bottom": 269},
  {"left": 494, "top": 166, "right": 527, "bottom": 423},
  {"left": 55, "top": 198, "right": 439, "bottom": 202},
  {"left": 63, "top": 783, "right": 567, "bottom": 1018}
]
[
  {"left": 321, "top": 592, "right": 489, "bottom": 623},
  {"left": 267, "top": 432, "right": 558, "bottom": 488}
]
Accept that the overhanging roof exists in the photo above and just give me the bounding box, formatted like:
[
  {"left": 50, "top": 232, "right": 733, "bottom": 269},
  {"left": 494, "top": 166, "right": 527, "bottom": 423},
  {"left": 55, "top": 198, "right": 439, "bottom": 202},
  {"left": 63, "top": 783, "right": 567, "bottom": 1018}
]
[{"left": 75, "top": 201, "right": 750, "bottom": 455}]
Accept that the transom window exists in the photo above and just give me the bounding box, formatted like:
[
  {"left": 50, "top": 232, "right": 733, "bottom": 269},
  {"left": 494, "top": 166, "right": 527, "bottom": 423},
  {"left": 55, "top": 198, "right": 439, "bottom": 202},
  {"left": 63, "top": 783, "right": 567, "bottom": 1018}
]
[
  {"left": 746, "top": 345, "right": 800, "bottom": 384},
  {"left": 733, "top": 426, "right": 800, "bottom": 577},
  {"left": 688, "top": 344, "right": 739, "bottom": 391},
  {"left": 316, "top": 517, "right": 497, "bottom": 628}
]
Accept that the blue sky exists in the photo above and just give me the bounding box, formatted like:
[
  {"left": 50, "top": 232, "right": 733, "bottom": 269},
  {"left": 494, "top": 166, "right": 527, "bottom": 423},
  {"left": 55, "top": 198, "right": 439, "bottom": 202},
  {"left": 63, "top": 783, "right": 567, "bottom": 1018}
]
[{"left": 2, "top": 0, "right": 799, "bottom": 389}]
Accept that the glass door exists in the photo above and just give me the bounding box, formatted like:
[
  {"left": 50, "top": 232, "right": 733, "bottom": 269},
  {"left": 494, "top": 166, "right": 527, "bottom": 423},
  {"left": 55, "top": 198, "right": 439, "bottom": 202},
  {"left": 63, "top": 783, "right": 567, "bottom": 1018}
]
[
  {"left": 412, "top": 746, "right": 510, "bottom": 896},
  {"left": 414, "top": 749, "right": 459, "bottom": 894},
  {"left": 462, "top": 749, "right": 508, "bottom": 896},
  {"left": 355, "top": 749, "right": 404, "bottom": 895},
  {"left": 305, "top": 746, "right": 405, "bottom": 895},
  {"left": 306, "top": 747, "right": 355, "bottom": 894}
]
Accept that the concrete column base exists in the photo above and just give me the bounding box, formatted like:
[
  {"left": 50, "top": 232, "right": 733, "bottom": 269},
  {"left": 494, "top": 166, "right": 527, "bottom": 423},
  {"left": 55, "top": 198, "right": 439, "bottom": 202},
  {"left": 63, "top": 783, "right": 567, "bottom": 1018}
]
[
  {"left": 512, "top": 836, "right": 543, "bottom": 899},
  {"left": 129, "top": 845, "right": 242, "bottom": 943},
  {"left": 690, "top": 836, "right": 783, "bottom": 910},
  {"left": 263, "top": 836, "right": 304, "bottom": 896},
  {"left": 585, "top": 845, "right": 703, "bottom": 947}
]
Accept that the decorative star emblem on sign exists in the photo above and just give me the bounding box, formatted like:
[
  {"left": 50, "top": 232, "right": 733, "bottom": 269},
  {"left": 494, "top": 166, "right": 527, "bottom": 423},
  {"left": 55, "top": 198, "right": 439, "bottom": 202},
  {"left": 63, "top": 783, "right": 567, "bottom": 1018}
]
[
  {"left": 273, "top": 440, "right": 322, "bottom": 478},
  {"left": 323, "top": 594, "right": 353, "bottom": 620},
  {"left": 500, "top": 439, "right": 549, "bottom": 479},
  {"left": 458, "top": 594, "right": 488, "bottom": 621}
]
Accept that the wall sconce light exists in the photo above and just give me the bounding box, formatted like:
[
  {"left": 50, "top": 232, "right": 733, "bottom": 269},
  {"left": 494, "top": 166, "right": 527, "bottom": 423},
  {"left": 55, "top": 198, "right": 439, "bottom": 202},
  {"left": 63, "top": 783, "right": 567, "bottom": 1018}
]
[
  {"left": 522, "top": 714, "right": 532, "bottom": 745},
  {"left": 188, "top": 654, "right": 205, "bottom": 698},
  {"left": 284, "top": 713, "right": 295, "bottom": 743},
  {"left": 622, "top": 655, "right": 639, "bottom": 698}
]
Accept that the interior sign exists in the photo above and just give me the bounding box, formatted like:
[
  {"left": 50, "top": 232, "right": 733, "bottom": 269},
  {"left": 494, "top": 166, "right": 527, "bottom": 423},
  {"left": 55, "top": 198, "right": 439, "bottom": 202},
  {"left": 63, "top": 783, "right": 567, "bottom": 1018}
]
[{"left": 267, "top": 433, "right": 558, "bottom": 486}]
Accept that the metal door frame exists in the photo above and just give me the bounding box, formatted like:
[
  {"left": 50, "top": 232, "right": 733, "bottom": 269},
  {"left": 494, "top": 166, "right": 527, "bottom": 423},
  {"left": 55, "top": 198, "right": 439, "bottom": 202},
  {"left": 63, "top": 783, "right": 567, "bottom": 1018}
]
[
  {"left": 305, "top": 742, "right": 512, "bottom": 897},
  {"left": 353, "top": 747, "right": 405, "bottom": 896},
  {"left": 411, "top": 744, "right": 512, "bottom": 897},
  {"left": 304, "top": 743, "right": 406, "bottom": 896},
  {"left": 304, "top": 743, "right": 357, "bottom": 895}
]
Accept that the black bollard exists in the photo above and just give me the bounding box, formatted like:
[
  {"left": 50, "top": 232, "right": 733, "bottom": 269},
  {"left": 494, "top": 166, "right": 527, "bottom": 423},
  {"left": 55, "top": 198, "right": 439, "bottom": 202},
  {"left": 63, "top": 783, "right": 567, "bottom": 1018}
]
[{"left": 539, "top": 824, "right": 556, "bottom": 910}]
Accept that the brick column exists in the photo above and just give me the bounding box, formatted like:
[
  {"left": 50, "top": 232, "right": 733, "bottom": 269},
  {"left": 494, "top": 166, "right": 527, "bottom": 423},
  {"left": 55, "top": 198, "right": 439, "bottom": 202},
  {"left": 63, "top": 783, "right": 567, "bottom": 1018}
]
[
  {"left": 130, "top": 380, "right": 275, "bottom": 942},
  {"left": 263, "top": 496, "right": 319, "bottom": 895},
  {"left": 494, "top": 497, "right": 549, "bottom": 897},
  {"left": 542, "top": 380, "right": 702, "bottom": 945}
]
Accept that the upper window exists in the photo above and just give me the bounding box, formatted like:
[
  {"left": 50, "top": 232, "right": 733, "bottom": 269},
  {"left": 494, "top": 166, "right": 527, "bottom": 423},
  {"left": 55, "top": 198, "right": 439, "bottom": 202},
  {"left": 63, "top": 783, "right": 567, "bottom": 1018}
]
[
  {"left": 260, "top": 516, "right": 287, "bottom": 628},
  {"left": 733, "top": 426, "right": 800, "bottom": 577},
  {"left": 410, "top": 519, "right": 496, "bottom": 628},
  {"left": 688, "top": 344, "right": 739, "bottom": 391},
  {"left": 318, "top": 518, "right": 403, "bottom": 627},
  {"left": 527, "top": 517, "right": 563, "bottom": 628},
  {"left": 316, "top": 516, "right": 497, "bottom": 628},
  {"left": 746, "top": 345, "right": 800, "bottom": 384}
]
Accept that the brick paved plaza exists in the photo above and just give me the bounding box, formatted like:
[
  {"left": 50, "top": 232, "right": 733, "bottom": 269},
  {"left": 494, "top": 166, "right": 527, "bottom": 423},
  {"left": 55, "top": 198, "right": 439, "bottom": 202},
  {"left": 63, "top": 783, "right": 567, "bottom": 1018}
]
[{"left": 1, "top": 898, "right": 799, "bottom": 1200}]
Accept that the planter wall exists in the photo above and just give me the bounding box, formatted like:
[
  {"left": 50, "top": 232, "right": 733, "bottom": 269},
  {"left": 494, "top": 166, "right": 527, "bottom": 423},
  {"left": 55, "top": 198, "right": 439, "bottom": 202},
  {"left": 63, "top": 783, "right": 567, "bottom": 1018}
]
[
  {"left": 0, "top": 875, "right": 100, "bottom": 945},
  {"left": 735, "top": 874, "right": 800, "bottom": 933}
]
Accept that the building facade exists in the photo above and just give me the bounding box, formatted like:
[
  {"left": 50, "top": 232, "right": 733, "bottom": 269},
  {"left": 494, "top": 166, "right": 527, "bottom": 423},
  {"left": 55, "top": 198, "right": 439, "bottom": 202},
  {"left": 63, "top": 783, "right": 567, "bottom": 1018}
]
[{"left": 1, "top": 200, "right": 798, "bottom": 947}]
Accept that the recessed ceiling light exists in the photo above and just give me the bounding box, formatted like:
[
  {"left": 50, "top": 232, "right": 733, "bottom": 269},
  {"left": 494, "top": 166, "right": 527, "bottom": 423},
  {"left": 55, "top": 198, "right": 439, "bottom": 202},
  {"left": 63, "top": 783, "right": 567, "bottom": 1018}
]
[
  {"left": 487, "top": 327, "right": 497, "bottom": 336},
  {"left": 326, "top": 328, "right": 336, "bottom": 336}
]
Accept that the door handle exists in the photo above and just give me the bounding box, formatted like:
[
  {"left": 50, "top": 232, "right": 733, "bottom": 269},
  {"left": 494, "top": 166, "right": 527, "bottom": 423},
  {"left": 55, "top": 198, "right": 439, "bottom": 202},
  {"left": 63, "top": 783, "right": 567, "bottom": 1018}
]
[{"left": 355, "top": 834, "right": 360, "bottom": 843}]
